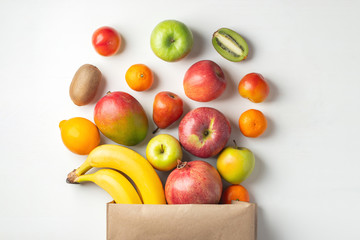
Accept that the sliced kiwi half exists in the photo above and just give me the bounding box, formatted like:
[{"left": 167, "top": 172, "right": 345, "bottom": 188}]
[{"left": 212, "top": 28, "right": 249, "bottom": 62}]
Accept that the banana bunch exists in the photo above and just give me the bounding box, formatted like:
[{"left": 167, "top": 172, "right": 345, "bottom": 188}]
[
  {"left": 67, "top": 144, "right": 166, "bottom": 204},
  {"left": 69, "top": 169, "right": 142, "bottom": 204}
]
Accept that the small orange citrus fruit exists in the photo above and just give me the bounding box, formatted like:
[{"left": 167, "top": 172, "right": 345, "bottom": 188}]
[
  {"left": 220, "top": 185, "right": 250, "bottom": 204},
  {"left": 239, "top": 109, "right": 267, "bottom": 138},
  {"left": 59, "top": 117, "right": 100, "bottom": 155},
  {"left": 125, "top": 64, "right": 154, "bottom": 91}
]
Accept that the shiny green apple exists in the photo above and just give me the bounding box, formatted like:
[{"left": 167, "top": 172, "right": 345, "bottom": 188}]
[
  {"left": 216, "top": 145, "right": 255, "bottom": 184},
  {"left": 146, "top": 134, "right": 183, "bottom": 171},
  {"left": 150, "top": 20, "right": 193, "bottom": 62}
]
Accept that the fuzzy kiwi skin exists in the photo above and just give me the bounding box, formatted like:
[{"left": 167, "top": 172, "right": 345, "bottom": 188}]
[
  {"left": 212, "top": 28, "right": 249, "bottom": 62},
  {"left": 69, "top": 64, "right": 102, "bottom": 106}
]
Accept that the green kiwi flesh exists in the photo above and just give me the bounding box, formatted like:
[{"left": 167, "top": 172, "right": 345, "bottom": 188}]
[{"left": 212, "top": 28, "right": 249, "bottom": 62}]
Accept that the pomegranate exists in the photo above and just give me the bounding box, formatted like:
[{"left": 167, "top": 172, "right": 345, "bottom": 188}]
[{"left": 165, "top": 160, "right": 223, "bottom": 204}]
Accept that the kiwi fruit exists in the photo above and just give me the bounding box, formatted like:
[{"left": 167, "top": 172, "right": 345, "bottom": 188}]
[
  {"left": 69, "top": 64, "right": 102, "bottom": 106},
  {"left": 212, "top": 28, "right": 249, "bottom": 62}
]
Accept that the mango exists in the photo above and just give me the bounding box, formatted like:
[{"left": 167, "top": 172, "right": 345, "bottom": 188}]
[{"left": 94, "top": 91, "right": 148, "bottom": 146}]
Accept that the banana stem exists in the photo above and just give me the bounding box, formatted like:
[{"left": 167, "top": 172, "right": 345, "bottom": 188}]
[
  {"left": 66, "top": 167, "right": 93, "bottom": 184},
  {"left": 66, "top": 169, "right": 79, "bottom": 184}
]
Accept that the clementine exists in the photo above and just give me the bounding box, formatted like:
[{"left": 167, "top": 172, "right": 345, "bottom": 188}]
[
  {"left": 239, "top": 109, "right": 267, "bottom": 138},
  {"left": 125, "top": 64, "right": 154, "bottom": 91},
  {"left": 220, "top": 185, "right": 250, "bottom": 204}
]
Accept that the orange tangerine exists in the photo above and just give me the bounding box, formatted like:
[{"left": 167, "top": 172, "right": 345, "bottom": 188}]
[
  {"left": 239, "top": 109, "right": 267, "bottom": 138},
  {"left": 220, "top": 185, "right": 250, "bottom": 204},
  {"left": 125, "top": 64, "right": 154, "bottom": 91}
]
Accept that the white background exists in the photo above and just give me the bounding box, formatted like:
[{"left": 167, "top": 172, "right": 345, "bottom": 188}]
[{"left": 1, "top": 0, "right": 360, "bottom": 239}]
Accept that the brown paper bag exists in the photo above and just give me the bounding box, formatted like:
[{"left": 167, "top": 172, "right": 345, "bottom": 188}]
[{"left": 107, "top": 201, "right": 256, "bottom": 240}]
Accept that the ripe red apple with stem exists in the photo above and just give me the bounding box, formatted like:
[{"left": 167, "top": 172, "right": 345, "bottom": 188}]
[{"left": 178, "top": 107, "right": 231, "bottom": 158}]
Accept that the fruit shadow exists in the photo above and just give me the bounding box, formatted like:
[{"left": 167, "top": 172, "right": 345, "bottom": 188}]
[
  {"left": 117, "top": 33, "right": 126, "bottom": 55},
  {"left": 217, "top": 66, "right": 239, "bottom": 102},
  {"left": 239, "top": 155, "right": 277, "bottom": 239},
  {"left": 186, "top": 29, "right": 206, "bottom": 60},
  {"left": 265, "top": 77, "right": 279, "bottom": 103},
  {"left": 181, "top": 99, "right": 192, "bottom": 115},
  {"left": 244, "top": 153, "right": 266, "bottom": 185},
  {"left": 99, "top": 132, "right": 111, "bottom": 145},
  {"left": 256, "top": 205, "right": 278, "bottom": 240},
  {"left": 259, "top": 115, "right": 275, "bottom": 139},
  {"left": 156, "top": 169, "right": 171, "bottom": 187},
  {"left": 147, "top": 70, "right": 160, "bottom": 92},
  {"left": 181, "top": 147, "right": 198, "bottom": 162},
  {"left": 243, "top": 34, "right": 255, "bottom": 61},
  {"left": 227, "top": 116, "right": 243, "bottom": 145}
]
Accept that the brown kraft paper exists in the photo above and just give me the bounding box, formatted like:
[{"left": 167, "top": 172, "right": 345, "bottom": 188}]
[{"left": 107, "top": 201, "right": 256, "bottom": 240}]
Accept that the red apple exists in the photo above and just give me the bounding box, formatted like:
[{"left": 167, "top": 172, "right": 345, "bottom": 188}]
[
  {"left": 238, "top": 73, "right": 269, "bottom": 103},
  {"left": 165, "top": 160, "right": 223, "bottom": 204},
  {"left": 178, "top": 107, "right": 231, "bottom": 158},
  {"left": 152, "top": 91, "right": 183, "bottom": 133},
  {"left": 183, "top": 60, "right": 226, "bottom": 102}
]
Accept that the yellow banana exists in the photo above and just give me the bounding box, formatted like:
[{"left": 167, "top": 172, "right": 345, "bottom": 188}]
[
  {"left": 67, "top": 144, "right": 166, "bottom": 204},
  {"left": 68, "top": 168, "right": 142, "bottom": 204}
]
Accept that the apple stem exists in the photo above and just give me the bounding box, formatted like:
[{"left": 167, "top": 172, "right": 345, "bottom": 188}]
[
  {"left": 152, "top": 127, "right": 159, "bottom": 134},
  {"left": 176, "top": 160, "right": 187, "bottom": 169},
  {"left": 160, "top": 144, "right": 164, "bottom": 153},
  {"left": 106, "top": 91, "right": 111, "bottom": 95}
]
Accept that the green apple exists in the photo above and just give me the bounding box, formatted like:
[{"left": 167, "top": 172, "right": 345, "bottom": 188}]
[
  {"left": 146, "top": 134, "right": 183, "bottom": 171},
  {"left": 150, "top": 20, "right": 193, "bottom": 62},
  {"left": 216, "top": 144, "right": 255, "bottom": 184}
]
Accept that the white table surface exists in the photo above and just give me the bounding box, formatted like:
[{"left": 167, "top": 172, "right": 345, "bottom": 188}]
[{"left": 1, "top": 0, "right": 360, "bottom": 239}]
